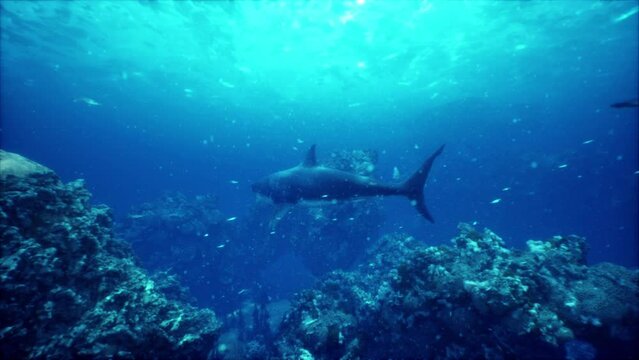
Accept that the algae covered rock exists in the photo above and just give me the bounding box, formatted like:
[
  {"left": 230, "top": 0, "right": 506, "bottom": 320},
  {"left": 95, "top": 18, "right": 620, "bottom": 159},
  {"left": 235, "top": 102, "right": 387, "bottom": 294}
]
[
  {"left": 0, "top": 150, "right": 221, "bottom": 359},
  {"left": 276, "top": 224, "right": 639, "bottom": 359},
  {"left": 118, "top": 192, "right": 269, "bottom": 313},
  {"left": 0, "top": 150, "right": 53, "bottom": 179}
]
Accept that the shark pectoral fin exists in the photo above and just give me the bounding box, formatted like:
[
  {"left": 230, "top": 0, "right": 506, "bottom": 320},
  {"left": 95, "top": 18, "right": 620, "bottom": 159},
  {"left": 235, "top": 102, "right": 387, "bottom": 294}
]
[{"left": 269, "top": 204, "right": 293, "bottom": 231}]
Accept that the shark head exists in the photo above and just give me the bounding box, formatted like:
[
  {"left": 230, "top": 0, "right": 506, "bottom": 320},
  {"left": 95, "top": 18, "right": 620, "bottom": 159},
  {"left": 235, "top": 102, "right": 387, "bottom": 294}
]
[{"left": 251, "top": 177, "right": 271, "bottom": 196}]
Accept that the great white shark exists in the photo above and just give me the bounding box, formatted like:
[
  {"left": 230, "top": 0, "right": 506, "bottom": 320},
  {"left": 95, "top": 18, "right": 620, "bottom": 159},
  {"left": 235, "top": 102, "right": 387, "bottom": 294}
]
[{"left": 252, "top": 144, "right": 445, "bottom": 222}]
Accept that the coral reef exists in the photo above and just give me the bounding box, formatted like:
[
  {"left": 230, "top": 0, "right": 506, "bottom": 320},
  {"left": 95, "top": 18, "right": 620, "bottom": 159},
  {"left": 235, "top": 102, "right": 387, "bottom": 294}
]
[
  {"left": 276, "top": 225, "right": 639, "bottom": 359},
  {"left": 120, "top": 192, "right": 230, "bottom": 270},
  {"left": 0, "top": 150, "right": 220, "bottom": 359},
  {"left": 117, "top": 192, "right": 256, "bottom": 312},
  {"left": 3, "top": 149, "right": 637, "bottom": 360}
]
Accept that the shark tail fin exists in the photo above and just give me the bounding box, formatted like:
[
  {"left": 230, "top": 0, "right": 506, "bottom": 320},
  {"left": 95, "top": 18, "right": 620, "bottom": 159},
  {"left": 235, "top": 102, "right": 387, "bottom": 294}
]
[{"left": 400, "top": 144, "right": 445, "bottom": 223}]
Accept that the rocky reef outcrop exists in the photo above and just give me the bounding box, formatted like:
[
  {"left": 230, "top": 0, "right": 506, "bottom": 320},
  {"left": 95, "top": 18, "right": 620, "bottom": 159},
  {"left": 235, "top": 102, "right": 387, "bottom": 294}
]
[
  {"left": 4, "top": 149, "right": 637, "bottom": 360},
  {"left": 117, "top": 192, "right": 250, "bottom": 312},
  {"left": 0, "top": 150, "right": 221, "bottom": 359},
  {"left": 276, "top": 224, "right": 639, "bottom": 359}
]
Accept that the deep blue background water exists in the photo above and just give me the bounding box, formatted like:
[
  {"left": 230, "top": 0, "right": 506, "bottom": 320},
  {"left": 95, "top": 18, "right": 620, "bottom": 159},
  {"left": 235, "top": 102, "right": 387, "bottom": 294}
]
[{"left": 1, "top": 1, "right": 638, "bottom": 267}]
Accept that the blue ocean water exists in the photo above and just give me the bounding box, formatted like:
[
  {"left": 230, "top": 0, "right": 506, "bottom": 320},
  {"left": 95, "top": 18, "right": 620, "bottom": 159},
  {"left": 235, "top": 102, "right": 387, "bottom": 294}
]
[{"left": 1, "top": 0, "right": 637, "bottom": 271}]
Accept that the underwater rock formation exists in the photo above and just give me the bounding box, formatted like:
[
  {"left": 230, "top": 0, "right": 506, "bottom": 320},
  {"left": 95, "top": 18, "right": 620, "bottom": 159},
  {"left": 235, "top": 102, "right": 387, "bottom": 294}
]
[
  {"left": 6, "top": 148, "right": 635, "bottom": 359},
  {"left": 276, "top": 224, "right": 639, "bottom": 359},
  {"left": 117, "top": 192, "right": 252, "bottom": 312},
  {"left": 119, "top": 192, "right": 230, "bottom": 270},
  {"left": 0, "top": 150, "right": 220, "bottom": 359},
  {"left": 117, "top": 192, "right": 301, "bottom": 315}
]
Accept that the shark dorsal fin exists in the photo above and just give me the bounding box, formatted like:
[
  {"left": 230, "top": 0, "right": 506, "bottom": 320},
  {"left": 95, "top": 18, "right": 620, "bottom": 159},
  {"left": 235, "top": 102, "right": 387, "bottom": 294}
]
[{"left": 303, "top": 144, "right": 317, "bottom": 167}]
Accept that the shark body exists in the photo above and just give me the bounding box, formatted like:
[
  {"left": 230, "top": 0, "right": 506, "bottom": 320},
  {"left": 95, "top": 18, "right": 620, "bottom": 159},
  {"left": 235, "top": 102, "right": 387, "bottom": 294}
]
[{"left": 251, "top": 144, "right": 444, "bottom": 222}]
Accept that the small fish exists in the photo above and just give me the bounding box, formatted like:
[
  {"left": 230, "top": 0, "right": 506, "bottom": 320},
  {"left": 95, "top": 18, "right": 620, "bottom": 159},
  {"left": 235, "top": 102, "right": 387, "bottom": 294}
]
[
  {"left": 226, "top": 216, "right": 237, "bottom": 222},
  {"left": 217, "top": 244, "right": 226, "bottom": 249},
  {"left": 229, "top": 180, "right": 239, "bottom": 184},
  {"left": 73, "top": 97, "right": 101, "bottom": 106},
  {"left": 238, "top": 289, "right": 249, "bottom": 295},
  {"left": 502, "top": 187, "right": 511, "bottom": 192},
  {"left": 490, "top": 198, "right": 502, "bottom": 204},
  {"left": 612, "top": 6, "right": 639, "bottom": 23},
  {"left": 218, "top": 78, "right": 235, "bottom": 88},
  {"left": 558, "top": 164, "right": 568, "bottom": 169},
  {"left": 303, "top": 318, "right": 318, "bottom": 326},
  {"left": 582, "top": 139, "right": 594, "bottom": 145}
]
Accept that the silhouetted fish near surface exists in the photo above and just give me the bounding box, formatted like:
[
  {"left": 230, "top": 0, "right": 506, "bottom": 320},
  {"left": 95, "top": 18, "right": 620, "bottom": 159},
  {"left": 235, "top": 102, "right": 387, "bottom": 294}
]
[
  {"left": 252, "top": 144, "right": 445, "bottom": 222},
  {"left": 610, "top": 99, "right": 638, "bottom": 108},
  {"left": 73, "top": 97, "right": 102, "bottom": 106}
]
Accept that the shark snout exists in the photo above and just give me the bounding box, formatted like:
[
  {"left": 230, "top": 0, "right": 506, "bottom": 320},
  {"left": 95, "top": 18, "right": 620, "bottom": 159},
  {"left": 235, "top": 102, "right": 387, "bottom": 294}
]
[{"left": 251, "top": 181, "right": 265, "bottom": 194}]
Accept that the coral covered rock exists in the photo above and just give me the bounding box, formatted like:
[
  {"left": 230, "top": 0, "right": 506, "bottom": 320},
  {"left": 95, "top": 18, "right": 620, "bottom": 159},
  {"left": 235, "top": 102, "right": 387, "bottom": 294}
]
[
  {"left": 118, "top": 192, "right": 248, "bottom": 312},
  {"left": 276, "top": 224, "right": 639, "bottom": 359},
  {"left": 0, "top": 150, "right": 220, "bottom": 359}
]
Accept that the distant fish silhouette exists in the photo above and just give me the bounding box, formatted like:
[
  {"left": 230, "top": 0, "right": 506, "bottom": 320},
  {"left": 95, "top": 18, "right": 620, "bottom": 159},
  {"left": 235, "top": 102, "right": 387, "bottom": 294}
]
[
  {"left": 610, "top": 99, "right": 638, "bottom": 108},
  {"left": 73, "top": 97, "right": 102, "bottom": 106}
]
